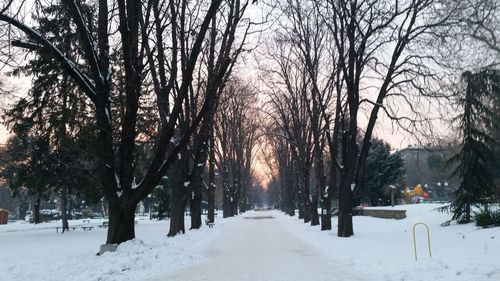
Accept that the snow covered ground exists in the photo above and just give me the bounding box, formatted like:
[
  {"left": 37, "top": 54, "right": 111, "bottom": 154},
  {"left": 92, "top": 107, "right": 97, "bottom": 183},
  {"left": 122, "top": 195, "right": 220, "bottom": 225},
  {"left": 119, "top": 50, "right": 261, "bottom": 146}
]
[
  {"left": 159, "top": 211, "right": 363, "bottom": 281},
  {"left": 276, "top": 203, "right": 500, "bottom": 281},
  {"left": 1, "top": 204, "right": 499, "bottom": 281},
  {"left": 0, "top": 214, "right": 239, "bottom": 281}
]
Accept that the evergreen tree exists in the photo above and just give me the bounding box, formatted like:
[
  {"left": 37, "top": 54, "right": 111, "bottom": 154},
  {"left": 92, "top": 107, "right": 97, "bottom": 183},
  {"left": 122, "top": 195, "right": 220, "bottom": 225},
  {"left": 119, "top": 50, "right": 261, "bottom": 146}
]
[
  {"left": 0, "top": 134, "right": 53, "bottom": 223},
  {"left": 3, "top": 1, "right": 98, "bottom": 230},
  {"left": 150, "top": 176, "right": 171, "bottom": 220},
  {"left": 358, "top": 139, "right": 405, "bottom": 206},
  {"left": 444, "top": 69, "right": 500, "bottom": 223}
]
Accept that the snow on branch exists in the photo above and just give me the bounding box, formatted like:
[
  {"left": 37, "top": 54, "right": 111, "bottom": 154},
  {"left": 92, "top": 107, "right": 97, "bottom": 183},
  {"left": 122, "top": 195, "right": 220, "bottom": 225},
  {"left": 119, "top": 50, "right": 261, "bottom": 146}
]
[{"left": 0, "top": 13, "right": 98, "bottom": 104}]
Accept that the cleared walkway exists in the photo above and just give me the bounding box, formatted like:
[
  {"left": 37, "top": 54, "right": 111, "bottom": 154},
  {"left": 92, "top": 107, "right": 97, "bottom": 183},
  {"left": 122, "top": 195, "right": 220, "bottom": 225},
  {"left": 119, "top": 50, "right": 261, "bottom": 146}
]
[{"left": 157, "top": 211, "right": 362, "bottom": 281}]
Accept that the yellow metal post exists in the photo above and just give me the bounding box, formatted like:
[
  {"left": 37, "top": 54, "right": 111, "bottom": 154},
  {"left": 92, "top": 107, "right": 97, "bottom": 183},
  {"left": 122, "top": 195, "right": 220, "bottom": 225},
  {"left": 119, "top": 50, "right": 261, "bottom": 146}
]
[{"left": 413, "top": 222, "right": 432, "bottom": 261}]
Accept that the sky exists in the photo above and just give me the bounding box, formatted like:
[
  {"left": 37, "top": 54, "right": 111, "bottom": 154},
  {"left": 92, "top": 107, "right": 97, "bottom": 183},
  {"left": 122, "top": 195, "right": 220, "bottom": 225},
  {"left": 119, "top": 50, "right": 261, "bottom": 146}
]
[
  {"left": 0, "top": 72, "right": 449, "bottom": 149},
  {"left": 0, "top": 74, "right": 32, "bottom": 144},
  {"left": 0, "top": 0, "right": 457, "bottom": 190}
]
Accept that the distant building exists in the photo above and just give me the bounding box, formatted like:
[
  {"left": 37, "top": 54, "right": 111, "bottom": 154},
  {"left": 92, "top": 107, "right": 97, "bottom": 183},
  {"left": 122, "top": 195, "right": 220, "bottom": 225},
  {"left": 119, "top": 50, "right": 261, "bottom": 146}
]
[{"left": 398, "top": 145, "right": 457, "bottom": 199}]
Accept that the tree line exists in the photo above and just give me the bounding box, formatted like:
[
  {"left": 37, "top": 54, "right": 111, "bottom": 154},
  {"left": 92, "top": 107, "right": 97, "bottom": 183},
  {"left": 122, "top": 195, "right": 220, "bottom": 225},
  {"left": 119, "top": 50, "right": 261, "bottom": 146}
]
[
  {"left": 0, "top": 0, "right": 264, "bottom": 245},
  {"left": 0, "top": 0, "right": 498, "bottom": 247},
  {"left": 259, "top": 0, "right": 499, "bottom": 235}
]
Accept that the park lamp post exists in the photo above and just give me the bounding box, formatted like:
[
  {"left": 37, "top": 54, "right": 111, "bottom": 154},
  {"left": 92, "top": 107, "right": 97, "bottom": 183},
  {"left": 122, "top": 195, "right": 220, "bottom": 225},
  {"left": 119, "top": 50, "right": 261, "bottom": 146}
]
[
  {"left": 423, "top": 184, "right": 429, "bottom": 202},
  {"left": 147, "top": 194, "right": 152, "bottom": 214},
  {"left": 437, "top": 182, "right": 441, "bottom": 199},
  {"left": 443, "top": 182, "right": 448, "bottom": 199},
  {"left": 389, "top": 185, "right": 397, "bottom": 207}
]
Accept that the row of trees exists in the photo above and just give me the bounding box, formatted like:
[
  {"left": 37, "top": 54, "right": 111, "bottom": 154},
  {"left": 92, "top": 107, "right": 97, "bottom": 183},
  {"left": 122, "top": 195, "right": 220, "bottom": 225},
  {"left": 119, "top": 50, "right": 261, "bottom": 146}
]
[
  {"left": 0, "top": 0, "right": 263, "bottom": 244},
  {"left": 0, "top": 0, "right": 498, "bottom": 247},
  {"left": 262, "top": 0, "right": 499, "bottom": 234},
  {"left": 259, "top": 0, "right": 457, "bottom": 236},
  {"left": 215, "top": 80, "right": 261, "bottom": 217}
]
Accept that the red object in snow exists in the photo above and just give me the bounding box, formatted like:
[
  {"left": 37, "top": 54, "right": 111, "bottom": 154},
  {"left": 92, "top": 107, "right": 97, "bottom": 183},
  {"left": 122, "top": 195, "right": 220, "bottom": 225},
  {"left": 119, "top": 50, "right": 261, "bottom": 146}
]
[
  {"left": 423, "top": 192, "right": 430, "bottom": 199},
  {"left": 0, "top": 209, "right": 8, "bottom": 224}
]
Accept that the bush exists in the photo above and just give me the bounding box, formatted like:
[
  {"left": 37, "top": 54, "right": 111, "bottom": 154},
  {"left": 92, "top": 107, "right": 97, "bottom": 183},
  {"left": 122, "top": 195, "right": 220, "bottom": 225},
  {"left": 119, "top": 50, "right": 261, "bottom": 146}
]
[
  {"left": 493, "top": 211, "right": 500, "bottom": 227},
  {"left": 475, "top": 206, "right": 500, "bottom": 228},
  {"left": 475, "top": 209, "right": 493, "bottom": 227}
]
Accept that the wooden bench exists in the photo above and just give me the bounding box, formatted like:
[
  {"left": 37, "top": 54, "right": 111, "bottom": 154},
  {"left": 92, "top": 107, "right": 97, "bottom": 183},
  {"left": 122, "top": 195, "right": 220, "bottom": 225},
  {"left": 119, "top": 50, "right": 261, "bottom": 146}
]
[
  {"left": 98, "top": 221, "right": 109, "bottom": 229},
  {"left": 55, "top": 226, "right": 76, "bottom": 233},
  {"left": 81, "top": 226, "right": 94, "bottom": 231},
  {"left": 82, "top": 219, "right": 91, "bottom": 224},
  {"left": 205, "top": 219, "right": 215, "bottom": 228}
]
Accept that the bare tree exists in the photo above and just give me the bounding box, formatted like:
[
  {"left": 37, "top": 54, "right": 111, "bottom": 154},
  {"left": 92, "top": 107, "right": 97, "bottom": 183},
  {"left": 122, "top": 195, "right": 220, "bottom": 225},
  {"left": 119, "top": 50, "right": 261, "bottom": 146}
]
[
  {"left": 316, "top": 0, "right": 456, "bottom": 237},
  {"left": 166, "top": 0, "right": 252, "bottom": 236},
  {"left": 275, "top": 0, "right": 339, "bottom": 229},
  {"left": 262, "top": 36, "right": 315, "bottom": 222},
  {"left": 262, "top": 0, "right": 339, "bottom": 227},
  {"left": 0, "top": 0, "right": 252, "bottom": 245},
  {"left": 262, "top": 126, "right": 297, "bottom": 216},
  {"left": 215, "top": 78, "right": 260, "bottom": 217}
]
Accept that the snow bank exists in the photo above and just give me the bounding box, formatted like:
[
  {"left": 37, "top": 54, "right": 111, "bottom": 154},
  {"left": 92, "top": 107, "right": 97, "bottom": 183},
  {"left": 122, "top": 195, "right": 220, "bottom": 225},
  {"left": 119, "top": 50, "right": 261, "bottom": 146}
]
[
  {"left": 0, "top": 215, "right": 239, "bottom": 281},
  {"left": 275, "top": 203, "right": 500, "bottom": 281}
]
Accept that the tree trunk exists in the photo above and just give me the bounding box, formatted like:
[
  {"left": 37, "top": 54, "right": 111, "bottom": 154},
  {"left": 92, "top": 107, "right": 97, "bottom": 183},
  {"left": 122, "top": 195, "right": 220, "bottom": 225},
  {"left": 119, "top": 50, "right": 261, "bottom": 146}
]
[
  {"left": 391, "top": 190, "right": 395, "bottom": 207},
  {"left": 337, "top": 180, "right": 353, "bottom": 237},
  {"left": 33, "top": 195, "right": 41, "bottom": 224},
  {"left": 68, "top": 190, "right": 74, "bottom": 220},
  {"left": 222, "top": 161, "right": 234, "bottom": 218},
  {"left": 302, "top": 171, "right": 311, "bottom": 223},
  {"left": 287, "top": 168, "right": 296, "bottom": 216},
  {"left": 239, "top": 197, "right": 246, "bottom": 214},
  {"left": 19, "top": 196, "right": 28, "bottom": 220},
  {"left": 223, "top": 192, "right": 233, "bottom": 218},
  {"left": 106, "top": 200, "right": 136, "bottom": 244},
  {"left": 61, "top": 185, "right": 69, "bottom": 233},
  {"left": 320, "top": 193, "right": 332, "bottom": 231},
  {"left": 287, "top": 188, "right": 295, "bottom": 216},
  {"left": 168, "top": 179, "right": 189, "bottom": 236},
  {"left": 297, "top": 180, "right": 304, "bottom": 219},
  {"left": 232, "top": 164, "right": 241, "bottom": 216},
  {"left": 320, "top": 173, "right": 335, "bottom": 230},
  {"left": 282, "top": 174, "right": 295, "bottom": 216},
  {"left": 465, "top": 202, "right": 471, "bottom": 223},
  {"left": 310, "top": 149, "right": 320, "bottom": 226},
  {"left": 310, "top": 193, "right": 319, "bottom": 226},
  {"left": 208, "top": 185, "right": 215, "bottom": 223},
  {"left": 168, "top": 159, "right": 189, "bottom": 236},
  {"left": 320, "top": 163, "right": 333, "bottom": 230},
  {"left": 208, "top": 129, "right": 216, "bottom": 223},
  {"left": 239, "top": 175, "right": 248, "bottom": 213},
  {"left": 233, "top": 199, "right": 239, "bottom": 216},
  {"left": 189, "top": 174, "right": 203, "bottom": 229},
  {"left": 232, "top": 179, "right": 239, "bottom": 216},
  {"left": 317, "top": 156, "right": 331, "bottom": 230},
  {"left": 168, "top": 190, "right": 188, "bottom": 236},
  {"left": 101, "top": 198, "right": 107, "bottom": 218}
]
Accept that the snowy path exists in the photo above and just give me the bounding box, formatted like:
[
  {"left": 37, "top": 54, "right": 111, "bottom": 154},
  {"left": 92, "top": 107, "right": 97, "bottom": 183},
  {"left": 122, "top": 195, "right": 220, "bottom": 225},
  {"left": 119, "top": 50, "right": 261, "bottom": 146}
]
[
  {"left": 3, "top": 205, "right": 498, "bottom": 281},
  {"left": 154, "top": 211, "right": 363, "bottom": 281}
]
